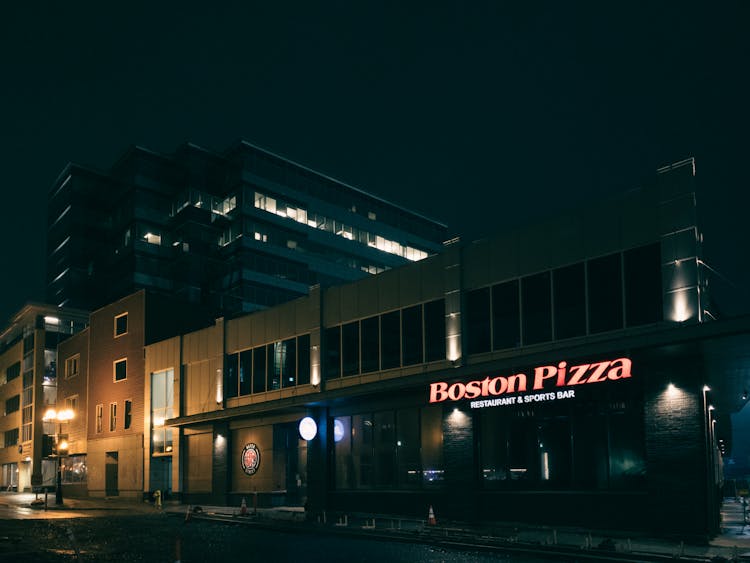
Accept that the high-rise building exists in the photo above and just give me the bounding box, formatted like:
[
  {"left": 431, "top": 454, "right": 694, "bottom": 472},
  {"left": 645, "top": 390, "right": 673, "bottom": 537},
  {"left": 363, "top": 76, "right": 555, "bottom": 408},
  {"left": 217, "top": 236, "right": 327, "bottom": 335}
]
[{"left": 47, "top": 141, "right": 447, "bottom": 317}]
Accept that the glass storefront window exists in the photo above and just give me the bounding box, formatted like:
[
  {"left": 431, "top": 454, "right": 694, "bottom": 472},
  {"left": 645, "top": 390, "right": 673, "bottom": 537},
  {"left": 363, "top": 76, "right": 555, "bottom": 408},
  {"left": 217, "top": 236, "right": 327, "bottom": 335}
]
[
  {"left": 480, "top": 388, "right": 645, "bottom": 491},
  {"left": 608, "top": 410, "right": 646, "bottom": 488},
  {"left": 334, "top": 416, "right": 353, "bottom": 489},
  {"left": 352, "top": 414, "right": 373, "bottom": 488},
  {"left": 421, "top": 405, "right": 444, "bottom": 487},
  {"left": 374, "top": 411, "right": 396, "bottom": 487},
  {"left": 396, "top": 409, "right": 420, "bottom": 487},
  {"left": 333, "top": 406, "right": 445, "bottom": 491}
]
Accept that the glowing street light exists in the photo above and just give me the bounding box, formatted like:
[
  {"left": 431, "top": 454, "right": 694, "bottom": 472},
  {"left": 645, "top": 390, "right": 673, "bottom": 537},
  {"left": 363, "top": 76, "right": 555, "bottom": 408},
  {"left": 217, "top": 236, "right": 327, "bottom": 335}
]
[{"left": 44, "top": 408, "right": 74, "bottom": 505}]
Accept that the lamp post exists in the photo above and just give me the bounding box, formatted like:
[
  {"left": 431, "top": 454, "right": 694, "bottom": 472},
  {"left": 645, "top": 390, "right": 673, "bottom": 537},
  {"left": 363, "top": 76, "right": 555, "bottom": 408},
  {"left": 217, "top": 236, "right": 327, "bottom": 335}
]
[{"left": 43, "top": 408, "right": 74, "bottom": 506}]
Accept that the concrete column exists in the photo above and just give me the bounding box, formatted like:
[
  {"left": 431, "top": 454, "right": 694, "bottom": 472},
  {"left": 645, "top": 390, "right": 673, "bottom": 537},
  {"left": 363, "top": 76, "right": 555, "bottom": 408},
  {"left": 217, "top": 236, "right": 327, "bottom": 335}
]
[
  {"left": 305, "top": 407, "right": 328, "bottom": 519},
  {"left": 212, "top": 421, "right": 231, "bottom": 505}
]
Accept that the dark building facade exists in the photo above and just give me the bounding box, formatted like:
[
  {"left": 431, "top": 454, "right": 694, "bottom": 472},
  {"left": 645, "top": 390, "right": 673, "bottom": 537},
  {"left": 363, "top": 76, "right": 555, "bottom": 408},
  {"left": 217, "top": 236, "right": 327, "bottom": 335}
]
[
  {"left": 145, "top": 158, "right": 746, "bottom": 536},
  {"left": 47, "top": 141, "right": 447, "bottom": 317}
]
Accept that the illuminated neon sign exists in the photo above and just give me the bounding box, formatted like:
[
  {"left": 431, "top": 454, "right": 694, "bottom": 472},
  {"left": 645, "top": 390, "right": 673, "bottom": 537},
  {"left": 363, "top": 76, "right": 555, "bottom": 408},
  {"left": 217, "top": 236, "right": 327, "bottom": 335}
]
[{"left": 428, "top": 358, "right": 632, "bottom": 405}]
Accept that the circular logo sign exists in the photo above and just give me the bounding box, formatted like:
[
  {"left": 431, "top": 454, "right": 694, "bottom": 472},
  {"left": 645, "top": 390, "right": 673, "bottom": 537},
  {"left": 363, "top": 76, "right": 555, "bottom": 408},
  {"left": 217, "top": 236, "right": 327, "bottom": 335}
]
[{"left": 241, "top": 443, "right": 260, "bottom": 476}]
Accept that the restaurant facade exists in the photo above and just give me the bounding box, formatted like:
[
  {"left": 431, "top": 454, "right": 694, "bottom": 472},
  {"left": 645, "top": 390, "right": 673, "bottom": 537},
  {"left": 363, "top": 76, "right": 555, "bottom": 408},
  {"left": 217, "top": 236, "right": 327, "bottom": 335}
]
[{"left": 149, "top": 158, "right": 747, "bottom": 536}]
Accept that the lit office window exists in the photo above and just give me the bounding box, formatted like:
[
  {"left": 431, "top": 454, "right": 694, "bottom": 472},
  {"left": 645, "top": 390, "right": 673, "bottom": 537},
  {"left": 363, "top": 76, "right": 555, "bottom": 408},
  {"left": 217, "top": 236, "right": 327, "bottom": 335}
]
[{"left": 253, "top": 190, "right": 429, "bottom": 262}]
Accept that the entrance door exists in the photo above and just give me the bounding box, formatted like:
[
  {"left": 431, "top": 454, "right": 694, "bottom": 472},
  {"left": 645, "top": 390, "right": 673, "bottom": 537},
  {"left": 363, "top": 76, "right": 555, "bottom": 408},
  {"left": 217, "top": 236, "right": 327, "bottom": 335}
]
[
  {"left": 149, "top": 456, "right": 172, "bottom": 495},
  {"left": 105, "top": 452, "right": 119, "bottom": 496}
]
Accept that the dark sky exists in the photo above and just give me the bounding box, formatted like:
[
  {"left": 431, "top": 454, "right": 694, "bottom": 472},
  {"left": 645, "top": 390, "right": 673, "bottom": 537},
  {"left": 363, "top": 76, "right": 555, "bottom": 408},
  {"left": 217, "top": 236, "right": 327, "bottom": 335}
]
[{"left": 1, "top": 2, "right": 748, "bottom": 325}]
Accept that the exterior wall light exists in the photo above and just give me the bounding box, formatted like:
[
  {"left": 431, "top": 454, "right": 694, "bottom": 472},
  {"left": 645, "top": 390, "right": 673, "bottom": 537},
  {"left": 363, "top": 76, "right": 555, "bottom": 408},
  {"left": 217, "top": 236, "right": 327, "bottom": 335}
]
[{"left": 299, "top": 417, "right": 317, "bottom": 441}]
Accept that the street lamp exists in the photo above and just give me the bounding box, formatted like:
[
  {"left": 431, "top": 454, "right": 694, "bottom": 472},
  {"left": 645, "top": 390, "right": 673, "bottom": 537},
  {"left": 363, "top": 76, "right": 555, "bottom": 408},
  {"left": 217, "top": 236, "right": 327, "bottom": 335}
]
[{"left": 43, "top": 407, "right": 74, "bottom": 505}]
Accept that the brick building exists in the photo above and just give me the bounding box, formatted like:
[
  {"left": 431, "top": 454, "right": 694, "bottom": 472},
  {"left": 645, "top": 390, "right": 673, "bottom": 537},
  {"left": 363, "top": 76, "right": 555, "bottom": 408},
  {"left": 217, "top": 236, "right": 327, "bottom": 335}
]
[{"left": 57, "top": 291, "right": 214, "bottom": 498}]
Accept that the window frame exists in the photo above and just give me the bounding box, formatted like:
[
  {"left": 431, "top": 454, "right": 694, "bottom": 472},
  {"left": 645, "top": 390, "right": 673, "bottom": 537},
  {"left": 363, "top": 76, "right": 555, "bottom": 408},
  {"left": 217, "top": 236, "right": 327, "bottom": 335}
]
[
  {"left": 5, "top": 394, "right": 20, "bottom": 415},
  {"left": 64, "top": 395, "right": 79, "bottom": 416},
  {"left": 65, "top": 354, "right": 80, "bottom": 379},
  {"left": 124, "top": 399, "right": 132, "bottom": 430},
  {"left": 113, "top": 358, "right": 127, "bottom": 382},
  {"left": 114, "top": 312, "right": 128, "bottom": 338},
  {"left": 109, "top": 402, "right": 117, "bottom": 431},
  {"left": 95, "top": 404, "right": 103, "bottom": 433}
]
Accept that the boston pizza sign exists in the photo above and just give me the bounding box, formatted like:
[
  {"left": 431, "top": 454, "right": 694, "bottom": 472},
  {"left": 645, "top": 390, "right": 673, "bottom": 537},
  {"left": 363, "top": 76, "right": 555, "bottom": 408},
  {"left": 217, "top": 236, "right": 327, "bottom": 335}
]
[
  {"left": 241, "top": 443, "right": 261, "bottom": 476},
  {"left": 429, "top": 357, "right": 632, "bottom": 409}
]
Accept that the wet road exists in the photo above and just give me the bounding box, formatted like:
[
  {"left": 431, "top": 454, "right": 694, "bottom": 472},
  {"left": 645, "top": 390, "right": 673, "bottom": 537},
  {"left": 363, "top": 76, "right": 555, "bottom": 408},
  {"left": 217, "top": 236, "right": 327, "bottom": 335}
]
[{"left": 0, "top": 513, "right": 567, "bottom": 562}]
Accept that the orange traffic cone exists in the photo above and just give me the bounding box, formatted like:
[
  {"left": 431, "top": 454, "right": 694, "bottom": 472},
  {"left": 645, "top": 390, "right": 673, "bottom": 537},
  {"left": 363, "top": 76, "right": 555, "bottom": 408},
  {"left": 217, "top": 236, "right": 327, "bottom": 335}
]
[
  {"left": 240, "top": 497, "right": 248, "bottom": 516},
  {"left": 428, "top": 505, "right": 436, "bottom": 525}
]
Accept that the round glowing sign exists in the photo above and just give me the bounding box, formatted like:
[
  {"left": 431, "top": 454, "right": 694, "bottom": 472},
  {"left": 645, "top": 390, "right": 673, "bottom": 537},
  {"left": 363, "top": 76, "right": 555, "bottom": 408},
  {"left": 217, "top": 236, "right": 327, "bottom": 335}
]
[
  {"left": 298, "top": 416, "right": 317, "bottom": 440},
  {"left": 333, "top": 419, "right": 345, "bottom": 443},
  {"left": 241, "top": 443, "right": 260, "bottom": 476}
]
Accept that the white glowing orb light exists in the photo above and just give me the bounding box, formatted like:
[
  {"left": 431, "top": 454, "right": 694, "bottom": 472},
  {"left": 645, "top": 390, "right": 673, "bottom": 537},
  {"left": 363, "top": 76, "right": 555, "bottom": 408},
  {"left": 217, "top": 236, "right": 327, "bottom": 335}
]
[
  {"left": 333, "top": 419, "right": 345, "bottom": 443},
  {"left": 299, "top": 417, "right": 318, "bottom": 441}
]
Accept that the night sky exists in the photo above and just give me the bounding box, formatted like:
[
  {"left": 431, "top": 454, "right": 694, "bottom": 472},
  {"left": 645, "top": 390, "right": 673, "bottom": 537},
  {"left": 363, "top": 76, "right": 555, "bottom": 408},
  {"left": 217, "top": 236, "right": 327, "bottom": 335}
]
[{"left": 1, "top": 2, "right": 748, "bottom": 325}]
